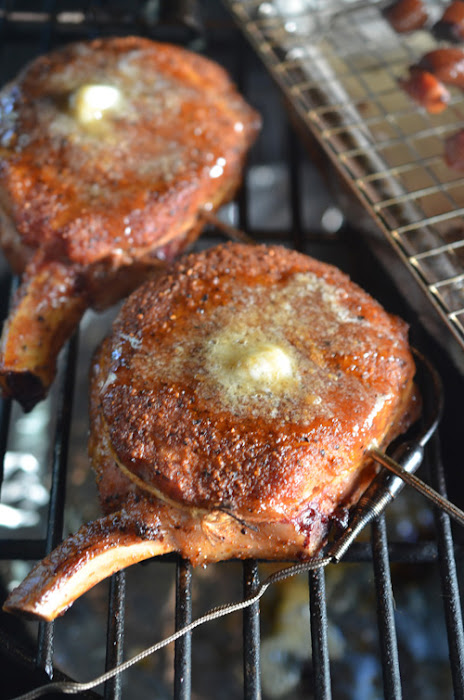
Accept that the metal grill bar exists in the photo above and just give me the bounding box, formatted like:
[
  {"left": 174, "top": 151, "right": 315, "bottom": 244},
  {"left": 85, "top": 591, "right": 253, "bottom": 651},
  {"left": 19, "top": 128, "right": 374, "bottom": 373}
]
[
  {"left": 174, "top": 560, "right": 192, "bottom": 700},
  {"left": 236, "top": 42, "right": 262, "bottom": 696},
  {"left": 309, "top": 568, "right": 331, "bottom": 699},
  {"left": 104, "top": 572, "right": 126, "bottom": 700},
  {"left": 0, "top": 276, "right": 14, "bottom": 501},
  {"left": 243, "top": 561, "right": 261, "bottom": 699},
  {"left": 371, "top": 515, "right": 402, "bottom": 699},
  {"left": 0, "top": 398, "right": 11, "bottom": 500},
  {"left": 36, "top": 334, "right": 79, "bottom": 680},
  {"left": 428, "top": 435, "right": 464, "bottom": 699}
]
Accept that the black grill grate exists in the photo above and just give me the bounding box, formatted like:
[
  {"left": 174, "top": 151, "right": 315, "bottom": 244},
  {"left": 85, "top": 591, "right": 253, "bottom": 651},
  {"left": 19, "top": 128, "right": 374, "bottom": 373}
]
[{"left": 0, "top": 2, "right": 463, "bottom": 699}]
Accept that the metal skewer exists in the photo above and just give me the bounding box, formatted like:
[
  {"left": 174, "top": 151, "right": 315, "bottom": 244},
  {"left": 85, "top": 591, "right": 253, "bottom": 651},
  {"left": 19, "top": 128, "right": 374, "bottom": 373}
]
[
  {"left": 368, "top": 447, "right": 464, "bottom": 529},
  {"left": 330, "top": 348, "right": 445, "bottom": 562},
  {"left": 200, "top": 209, "right": 255, "bottom": 244}
]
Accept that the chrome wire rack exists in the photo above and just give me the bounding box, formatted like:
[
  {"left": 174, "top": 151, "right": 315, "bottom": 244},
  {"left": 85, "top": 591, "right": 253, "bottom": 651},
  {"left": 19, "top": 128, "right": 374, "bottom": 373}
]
[{"left": 226, "top": 0, "right": 464, "bottom": 363}]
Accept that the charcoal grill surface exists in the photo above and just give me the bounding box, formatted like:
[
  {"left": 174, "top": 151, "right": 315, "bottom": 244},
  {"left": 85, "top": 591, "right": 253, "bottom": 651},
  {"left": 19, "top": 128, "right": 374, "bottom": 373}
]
[{"left": 0, "top": 2, "right": 463, "bottom": 699}]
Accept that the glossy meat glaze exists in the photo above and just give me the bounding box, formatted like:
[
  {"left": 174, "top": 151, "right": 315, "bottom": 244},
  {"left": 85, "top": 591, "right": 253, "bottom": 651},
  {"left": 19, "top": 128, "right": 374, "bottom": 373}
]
[
  {"left": 93, "top": 243, "right": 418, "bottom": 524},
  {"left": 0, "top": 36, "right": 260, "bottom": 408},
  {"left": 4, "top": 243, "right": 419, "bottom": 620}
]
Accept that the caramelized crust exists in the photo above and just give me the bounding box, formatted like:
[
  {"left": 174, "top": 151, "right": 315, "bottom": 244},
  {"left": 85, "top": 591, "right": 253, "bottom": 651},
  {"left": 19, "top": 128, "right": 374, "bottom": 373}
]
[
  {"left": 0, "top": 37, "right": 260, "bottom": 408},
  {"left": 418, "top": 48, "right": 464, "bottom": 88},
  {"left": 3, "top": 243, "right": 419, "bottom": 621},
  {"left": 94, "top": 243, "right": 418, "bottom": 524},
  {"left": 383, "top": 0, "right": 428, "bottom": 33},
  {"left": 399, "top": 67, "right": 450, "bottom": 114},
  {"left": 3, "top": 493, "right": 329, "bottom": 621},
  {"left": 0, "top": 36, "right": 260, "bottom": 264}
]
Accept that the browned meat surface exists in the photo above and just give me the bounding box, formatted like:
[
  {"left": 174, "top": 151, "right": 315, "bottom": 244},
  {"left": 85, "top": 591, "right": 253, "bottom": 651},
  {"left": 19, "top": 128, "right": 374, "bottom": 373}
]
[
  {"left": 383, "top": 0, "right": 428, "bottom": 33},
  {"left": 399, "top": 67, "right": 450, "bottom": 113},
  {"left": 4, "top": 243, "right": 419, "bottom": 621},
  {"left": 0, "top": 36, "right": 260, "bottom": 410},
  {"left": 433, "top": 1, "right": 464, "bottom": 42},
  {"left": 418, "top": 48, "right": 464, "bottom": 88}
]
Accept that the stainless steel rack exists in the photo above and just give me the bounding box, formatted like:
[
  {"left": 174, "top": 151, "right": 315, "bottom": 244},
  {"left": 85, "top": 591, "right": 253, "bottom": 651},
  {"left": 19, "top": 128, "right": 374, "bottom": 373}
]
[{"left": 226, "top": 0, "right": 464, "bottom": 365}]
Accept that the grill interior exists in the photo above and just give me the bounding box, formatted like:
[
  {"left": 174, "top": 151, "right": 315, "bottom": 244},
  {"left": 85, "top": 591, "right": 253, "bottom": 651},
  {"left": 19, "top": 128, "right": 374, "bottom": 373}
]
[{"left": 0, "top": 2, "right": 464, "bottom": 699}]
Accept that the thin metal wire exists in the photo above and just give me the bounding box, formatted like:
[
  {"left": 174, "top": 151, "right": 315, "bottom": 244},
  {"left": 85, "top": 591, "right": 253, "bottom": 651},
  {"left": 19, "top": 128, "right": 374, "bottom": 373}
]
[
  {"left": 369, "top": 447, "right": 464, "bottom": 528},
  {"left": 6, "top": 557, "right": 333, "bottom": 700}
]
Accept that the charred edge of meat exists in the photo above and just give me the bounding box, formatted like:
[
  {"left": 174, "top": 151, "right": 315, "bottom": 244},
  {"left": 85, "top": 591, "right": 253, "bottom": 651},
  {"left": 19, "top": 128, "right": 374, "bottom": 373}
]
[
  {"left": 433, "top": 20, "right": 464, "bottom": 42},
  {"left": 432, "top": 1, "right": 464, "bottom": 42},
  {"left": 0, "top": 369, "right": 46, "bottom": 411}
]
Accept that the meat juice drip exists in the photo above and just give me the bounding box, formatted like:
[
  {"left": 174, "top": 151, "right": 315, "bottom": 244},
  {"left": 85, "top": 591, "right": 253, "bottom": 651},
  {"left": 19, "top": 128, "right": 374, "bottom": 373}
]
[
  {"left": 293, "top": 506, "right": 323, "bottom": 551},
  {"left": 293, "top": 506, "right": 349, "bottom": 552}
]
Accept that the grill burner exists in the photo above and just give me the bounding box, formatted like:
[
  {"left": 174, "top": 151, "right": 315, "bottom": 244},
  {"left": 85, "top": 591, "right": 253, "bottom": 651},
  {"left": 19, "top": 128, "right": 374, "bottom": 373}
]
[{"left": 1, "top": 2, "right": 464, "bottom": 699}]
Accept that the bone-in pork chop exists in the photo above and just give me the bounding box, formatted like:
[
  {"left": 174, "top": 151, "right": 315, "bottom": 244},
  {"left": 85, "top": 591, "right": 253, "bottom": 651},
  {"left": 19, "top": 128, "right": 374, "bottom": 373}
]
[
  {"left": 4, "top": 243, "right": 418, "bottom": 620},
  {"left": 0, "top": 36, "right": 260, "bottom": 410}
]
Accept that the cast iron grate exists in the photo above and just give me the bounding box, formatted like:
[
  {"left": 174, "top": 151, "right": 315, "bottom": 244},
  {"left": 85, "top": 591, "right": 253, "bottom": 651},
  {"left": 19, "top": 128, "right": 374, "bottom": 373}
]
[{"left": 0, "top": 2, "right": 463, "bottom": 699}]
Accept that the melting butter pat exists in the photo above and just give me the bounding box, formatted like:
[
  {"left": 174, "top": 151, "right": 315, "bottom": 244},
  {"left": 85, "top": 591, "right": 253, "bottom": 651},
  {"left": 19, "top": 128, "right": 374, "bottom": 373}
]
[
  {"left": 72, "top": 84, "right": 121, "bottom": 123},
  {"left": 208, "top": 334, "right": 296, "bottom": 397},
  {"left": 236, "top": 343, "right": 293, "bottom": 385}
]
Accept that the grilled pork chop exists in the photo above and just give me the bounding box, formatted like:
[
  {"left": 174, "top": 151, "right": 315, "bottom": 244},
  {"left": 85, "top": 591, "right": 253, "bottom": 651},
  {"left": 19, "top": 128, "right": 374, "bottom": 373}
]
[
  {"left": 0, "top": 36, "right": 260, "bottom": 410},
  {"left": 4, "top": 243, "right": 418, "bottom": 621}
]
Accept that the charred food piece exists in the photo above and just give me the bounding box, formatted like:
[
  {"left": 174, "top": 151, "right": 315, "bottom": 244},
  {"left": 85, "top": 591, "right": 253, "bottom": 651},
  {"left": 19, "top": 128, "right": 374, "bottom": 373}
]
[
  {"left": 383, "top": 0, "right": 428, "bottom": 33},
  {"left": 433, "top": 1, "right": 464, "bottom": 42},
  {"left": 418, "top": 48, "right": 464, "bottom": 88},
  {"left": 399, "top": 67, "right": 450, "bottom": 113},
  {"left": 4, "top": 243, "right": 419, "bottom": 621},
  {"left": 0, "top": 36, "right": 260, "bottom": 410}
]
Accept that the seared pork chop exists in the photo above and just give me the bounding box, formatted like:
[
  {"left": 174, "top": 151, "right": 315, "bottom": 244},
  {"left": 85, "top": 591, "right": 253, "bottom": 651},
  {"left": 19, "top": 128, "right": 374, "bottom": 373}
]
[
  {"left": 4, "top": 243, "right": 418, "bottom": 620},
  {"left": 0, "top": 36, "right": 260, "bottom": 410}
]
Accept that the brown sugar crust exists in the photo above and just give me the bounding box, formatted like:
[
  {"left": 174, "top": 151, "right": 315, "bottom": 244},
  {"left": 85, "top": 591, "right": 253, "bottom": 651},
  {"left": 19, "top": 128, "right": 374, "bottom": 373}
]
[{"left": 93, "top": 243, "right": 418, "bottom": 524}]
